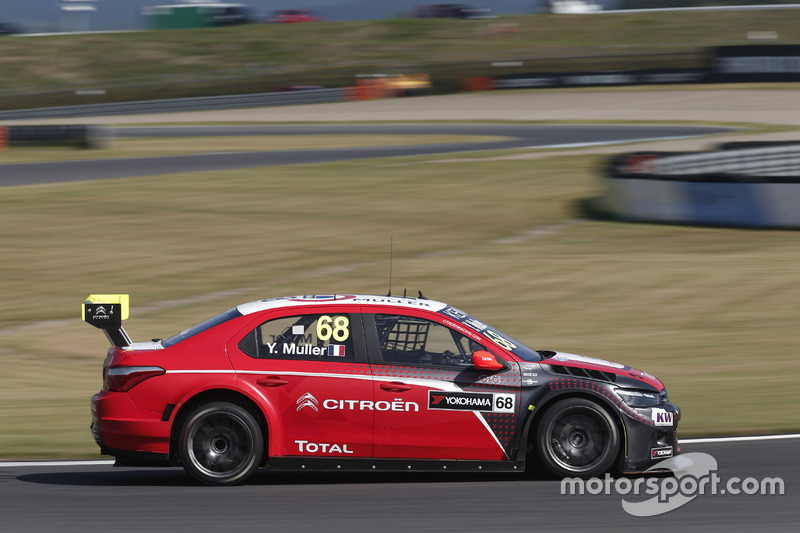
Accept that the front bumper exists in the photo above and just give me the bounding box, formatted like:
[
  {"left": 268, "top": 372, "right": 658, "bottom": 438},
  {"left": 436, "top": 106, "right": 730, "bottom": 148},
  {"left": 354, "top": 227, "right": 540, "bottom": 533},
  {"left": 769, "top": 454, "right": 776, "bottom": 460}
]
[{"left": 620, "top": 401, "right": 681, "bottom": 473}]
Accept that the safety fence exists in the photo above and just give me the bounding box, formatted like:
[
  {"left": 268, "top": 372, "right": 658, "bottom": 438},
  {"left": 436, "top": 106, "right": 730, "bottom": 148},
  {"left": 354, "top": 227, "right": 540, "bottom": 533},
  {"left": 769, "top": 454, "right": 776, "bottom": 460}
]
[{"left": 592, "top": 142, "right": 800, "bottom": 228}]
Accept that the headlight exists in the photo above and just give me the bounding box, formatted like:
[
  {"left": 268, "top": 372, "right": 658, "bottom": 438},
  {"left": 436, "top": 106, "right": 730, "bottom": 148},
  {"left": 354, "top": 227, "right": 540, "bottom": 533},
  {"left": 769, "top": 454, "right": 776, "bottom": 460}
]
[{"left": 615, "top": 388, "right": 661, "bottom": 408}]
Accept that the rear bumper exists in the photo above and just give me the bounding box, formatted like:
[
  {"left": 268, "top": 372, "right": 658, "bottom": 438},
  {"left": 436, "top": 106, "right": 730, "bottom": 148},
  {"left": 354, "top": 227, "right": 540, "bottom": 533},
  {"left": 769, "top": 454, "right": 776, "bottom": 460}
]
[{"left": 91, "top": 391, "right": 171, "bottom": 456}]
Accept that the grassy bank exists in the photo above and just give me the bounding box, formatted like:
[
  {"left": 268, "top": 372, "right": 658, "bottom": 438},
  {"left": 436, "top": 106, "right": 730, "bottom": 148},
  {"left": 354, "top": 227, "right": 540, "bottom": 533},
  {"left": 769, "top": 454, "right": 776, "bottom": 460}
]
[{"left": 0, "top": 10, "right": 798, "bottom": 107}]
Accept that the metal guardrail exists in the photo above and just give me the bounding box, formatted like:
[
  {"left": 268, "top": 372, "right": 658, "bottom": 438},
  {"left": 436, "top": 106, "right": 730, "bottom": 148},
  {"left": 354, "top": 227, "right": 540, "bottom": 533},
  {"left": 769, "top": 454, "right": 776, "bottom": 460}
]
[
  {"left": 0, "top": 88, "right": 348, "bottom": 120},
  {"left": 652, "top": 145, "right": 800, "bottom": 177},
  {"left": 595, "top": 142, "right": 800, "bottom": 228},
  {"left": 613, "top": 143, "right": 800, "bottom": 180}
]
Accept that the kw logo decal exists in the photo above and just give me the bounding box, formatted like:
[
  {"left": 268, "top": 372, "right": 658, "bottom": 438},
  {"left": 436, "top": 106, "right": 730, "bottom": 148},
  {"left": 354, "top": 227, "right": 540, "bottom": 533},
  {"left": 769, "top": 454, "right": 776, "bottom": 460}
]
[{"left": 652, "top": 408, "right": 674, "bottom": 427}]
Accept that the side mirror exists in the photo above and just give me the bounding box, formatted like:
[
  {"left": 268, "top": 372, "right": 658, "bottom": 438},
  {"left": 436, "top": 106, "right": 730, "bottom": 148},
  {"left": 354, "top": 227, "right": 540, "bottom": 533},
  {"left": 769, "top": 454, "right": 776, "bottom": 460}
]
[{"left": 473, "top": 350, "right": 504, "bottom": 371}]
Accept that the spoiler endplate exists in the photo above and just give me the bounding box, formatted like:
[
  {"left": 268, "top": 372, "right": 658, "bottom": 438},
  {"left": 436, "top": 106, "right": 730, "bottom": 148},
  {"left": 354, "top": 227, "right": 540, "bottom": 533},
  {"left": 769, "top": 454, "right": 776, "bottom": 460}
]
[{"left": 82, "top": 294, "right": 132, "bottom": 348}]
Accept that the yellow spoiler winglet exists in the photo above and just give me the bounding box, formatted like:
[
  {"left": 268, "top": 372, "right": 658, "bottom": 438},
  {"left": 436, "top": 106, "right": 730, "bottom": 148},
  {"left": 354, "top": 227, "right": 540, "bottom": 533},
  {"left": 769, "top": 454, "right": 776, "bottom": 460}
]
[{"left": 82, "top": 294, "right": 132, "bottom": 348}]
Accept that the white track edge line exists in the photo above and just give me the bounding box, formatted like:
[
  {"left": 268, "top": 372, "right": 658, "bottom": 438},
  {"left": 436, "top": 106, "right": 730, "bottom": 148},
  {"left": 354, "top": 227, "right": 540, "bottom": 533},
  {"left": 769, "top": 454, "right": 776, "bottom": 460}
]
[
  {"left": 679, "top": 433, "right": 800, "bottom": 444},
  {"left": 0, "top": 460, "right": 115, "bottom": 468}
]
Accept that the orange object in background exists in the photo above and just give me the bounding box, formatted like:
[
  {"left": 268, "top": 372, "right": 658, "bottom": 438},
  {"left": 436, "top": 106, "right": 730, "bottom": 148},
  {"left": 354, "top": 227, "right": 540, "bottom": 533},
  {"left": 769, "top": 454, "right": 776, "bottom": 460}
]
[
  {"left": 362, "top": 78, "right": 392, "bottom": 99},
  {"left": 352, "top": 78, "right": 389, "bottom": 100},
  {"left": 346, "top": 83, "right": 370, "bottom": 101},
  {"left": 383, "top": 74, "right": 431, "bottom": 96},
  {"left": 461, "top": 77, "right": 495, "bottom": 92},
  {"left": 0, "top": 127, "right": 7, "bottom": 149},
  {"left": 352, "top": 74, "right": 431, "bottom": 100}
]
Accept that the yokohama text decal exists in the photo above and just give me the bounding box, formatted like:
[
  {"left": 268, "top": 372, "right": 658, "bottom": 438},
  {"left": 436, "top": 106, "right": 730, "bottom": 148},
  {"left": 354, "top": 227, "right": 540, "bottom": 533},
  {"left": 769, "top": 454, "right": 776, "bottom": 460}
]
[{"left": 428, "top": 391, "right": 515, "bottom": 413}]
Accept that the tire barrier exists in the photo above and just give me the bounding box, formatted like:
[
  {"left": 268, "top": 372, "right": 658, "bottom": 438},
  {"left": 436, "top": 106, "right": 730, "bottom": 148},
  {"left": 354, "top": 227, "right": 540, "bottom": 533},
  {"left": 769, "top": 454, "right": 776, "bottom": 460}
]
[
  {"left": 0, "top": 125, "right": 113, "bottom": 149},
  {"left": 590, "top": 142, "right": 800, "bottom": 228}
]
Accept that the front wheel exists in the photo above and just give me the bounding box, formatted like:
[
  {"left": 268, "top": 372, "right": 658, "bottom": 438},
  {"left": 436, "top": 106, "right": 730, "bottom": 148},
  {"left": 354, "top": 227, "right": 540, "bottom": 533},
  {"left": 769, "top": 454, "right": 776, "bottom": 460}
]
[
  {"left": 178, "top": 402, "right": 264, "bottom": 486},
  {"left": 535, "top": 397, "right": 620, "bottom": 479}
]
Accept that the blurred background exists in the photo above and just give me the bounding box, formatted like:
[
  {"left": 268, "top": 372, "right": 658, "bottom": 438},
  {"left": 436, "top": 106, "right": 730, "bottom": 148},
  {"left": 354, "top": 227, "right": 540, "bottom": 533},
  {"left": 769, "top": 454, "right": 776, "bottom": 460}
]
[{"left": 3, "top": 0, "right": 800, "bottom": 32}]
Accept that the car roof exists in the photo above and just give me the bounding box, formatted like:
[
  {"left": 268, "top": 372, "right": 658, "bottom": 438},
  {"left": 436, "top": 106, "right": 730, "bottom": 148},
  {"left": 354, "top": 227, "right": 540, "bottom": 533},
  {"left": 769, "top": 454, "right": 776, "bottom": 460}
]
[{"left": 236, "top": 294, "right": 448, "bottom": 316}]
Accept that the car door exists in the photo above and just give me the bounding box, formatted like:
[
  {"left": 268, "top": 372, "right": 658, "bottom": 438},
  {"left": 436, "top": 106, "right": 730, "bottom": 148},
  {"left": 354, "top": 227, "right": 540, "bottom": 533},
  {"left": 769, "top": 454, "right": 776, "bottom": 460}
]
[
  {"left": 227, "top": 306, "right": 374, "bottom": 458},
  {"left": 363, "top": 308, "right": 521, "bottom": 461}
]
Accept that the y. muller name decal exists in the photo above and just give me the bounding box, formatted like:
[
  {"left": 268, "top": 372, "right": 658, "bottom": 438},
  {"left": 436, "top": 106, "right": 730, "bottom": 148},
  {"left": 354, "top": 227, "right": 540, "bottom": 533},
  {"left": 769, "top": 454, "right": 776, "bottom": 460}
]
[{"left": 428, "top": 391, "right": 515, "bottom": 413}]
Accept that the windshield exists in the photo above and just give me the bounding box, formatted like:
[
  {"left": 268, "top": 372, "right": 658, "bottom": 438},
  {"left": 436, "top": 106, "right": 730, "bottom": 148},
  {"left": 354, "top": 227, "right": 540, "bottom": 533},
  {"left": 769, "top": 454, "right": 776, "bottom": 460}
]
[
  {"left": 162, "top": 307, "right": 243, "bottom": 348},
  {"left": 437, "top": 305, "right": 541, "bottom": 362}
]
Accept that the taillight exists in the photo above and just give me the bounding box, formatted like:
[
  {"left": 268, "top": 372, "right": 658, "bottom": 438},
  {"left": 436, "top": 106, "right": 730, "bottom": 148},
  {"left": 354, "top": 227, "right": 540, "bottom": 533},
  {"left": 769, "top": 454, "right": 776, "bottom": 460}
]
[{"left": 104, "top": 366, "right": 165, "bottom": 392}]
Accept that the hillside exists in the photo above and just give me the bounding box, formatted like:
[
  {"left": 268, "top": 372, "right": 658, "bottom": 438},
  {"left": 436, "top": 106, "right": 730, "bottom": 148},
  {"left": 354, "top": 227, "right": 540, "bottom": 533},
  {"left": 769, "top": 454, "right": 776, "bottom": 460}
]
[{"left": 0, "top": 9, "right": 798, "bottom": 109}]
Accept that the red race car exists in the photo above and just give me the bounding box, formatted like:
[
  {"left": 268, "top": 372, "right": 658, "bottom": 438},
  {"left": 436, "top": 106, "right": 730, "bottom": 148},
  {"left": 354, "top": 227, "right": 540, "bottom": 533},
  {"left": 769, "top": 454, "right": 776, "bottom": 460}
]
[{"left": 84, "top": 293, "right": 680, "bottom": 485}]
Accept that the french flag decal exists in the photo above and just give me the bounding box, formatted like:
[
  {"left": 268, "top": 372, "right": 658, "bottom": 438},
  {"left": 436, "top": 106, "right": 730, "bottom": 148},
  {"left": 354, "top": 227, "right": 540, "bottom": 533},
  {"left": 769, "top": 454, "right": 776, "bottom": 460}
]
[{"left": 328, "top": 345, "right": 346, "bottom": 357}]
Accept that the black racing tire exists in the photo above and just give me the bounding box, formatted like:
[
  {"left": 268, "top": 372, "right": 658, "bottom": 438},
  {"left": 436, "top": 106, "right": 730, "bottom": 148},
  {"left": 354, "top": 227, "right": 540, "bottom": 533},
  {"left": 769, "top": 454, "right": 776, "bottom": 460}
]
[
  {"left": 535, "top": 397, "right": 620, "bottom": 479},
  {"left": 178, "top": 401, "right": 264, "bottom": 486}
]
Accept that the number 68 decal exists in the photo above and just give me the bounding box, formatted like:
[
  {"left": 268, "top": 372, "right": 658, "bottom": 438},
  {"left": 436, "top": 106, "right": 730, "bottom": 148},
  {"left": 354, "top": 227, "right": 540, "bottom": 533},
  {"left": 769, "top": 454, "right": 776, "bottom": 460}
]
[
  {"left": 484, "top": 330, "right": 516, "bottom": 351},
  {"left": 493, "top": 393, "right": 515, "bottom": 413},
  {"left": 316, "top": 315, "right": 350, "bottom": 342}
]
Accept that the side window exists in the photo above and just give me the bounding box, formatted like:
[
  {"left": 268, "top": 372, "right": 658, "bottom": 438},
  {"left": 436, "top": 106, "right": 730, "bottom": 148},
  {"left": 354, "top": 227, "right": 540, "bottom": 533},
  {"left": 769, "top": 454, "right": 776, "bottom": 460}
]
[
  {"left": 374, "top": 314, "right": 488, "bottom": 368},
  {"left": 239, "top": 313, "right": 354, "bottom": 361}
]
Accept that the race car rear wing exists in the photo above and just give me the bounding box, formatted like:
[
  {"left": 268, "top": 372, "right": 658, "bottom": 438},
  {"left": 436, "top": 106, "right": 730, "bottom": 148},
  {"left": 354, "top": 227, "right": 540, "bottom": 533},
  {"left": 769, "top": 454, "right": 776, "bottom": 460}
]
[{"left": 82, "top": 294, "right": 132, "bottom": 348}]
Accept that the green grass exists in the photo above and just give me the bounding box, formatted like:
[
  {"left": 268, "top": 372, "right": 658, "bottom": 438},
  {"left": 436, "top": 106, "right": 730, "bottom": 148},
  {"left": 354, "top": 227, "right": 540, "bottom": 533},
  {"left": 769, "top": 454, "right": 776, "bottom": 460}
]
[
  {"left": 1, "top": 140, "right": 799, "bottom": 458},
  {"left": 1, "top": 10, "right": 800, "bottom": 106}
]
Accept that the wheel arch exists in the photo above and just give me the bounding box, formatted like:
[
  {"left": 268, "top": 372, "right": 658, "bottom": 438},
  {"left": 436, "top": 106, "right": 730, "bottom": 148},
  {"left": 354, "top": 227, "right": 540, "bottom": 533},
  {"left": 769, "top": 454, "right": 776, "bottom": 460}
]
[
  {"left": 169, "top": 388, "right": 270, "bottom": 465},
  {"left": 518, "top": 388, "right": 627, "bottom": 468}
]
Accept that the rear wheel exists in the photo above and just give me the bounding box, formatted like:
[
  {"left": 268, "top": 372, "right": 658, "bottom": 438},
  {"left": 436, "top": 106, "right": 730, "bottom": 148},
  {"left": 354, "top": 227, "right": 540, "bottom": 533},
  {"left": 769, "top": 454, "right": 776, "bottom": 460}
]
[
  {"left": 535, "top": 397, "right": 620, "bottom": 479},
  {"left": 178, "top": 402, "right": 263, "bottom": 486}
]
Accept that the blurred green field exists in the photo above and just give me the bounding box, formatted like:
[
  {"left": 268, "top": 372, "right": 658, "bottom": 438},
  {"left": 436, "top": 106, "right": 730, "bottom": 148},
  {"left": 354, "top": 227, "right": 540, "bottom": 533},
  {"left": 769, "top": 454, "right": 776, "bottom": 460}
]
[
  {"left": 1, "top": 136, "right": 798, "bottom": 459},
  {"left": 1, "top": 9, "right": 800, "bottom": 107},
  {"left": 2, "top": 10, "right": 798, "bottom": 86}
]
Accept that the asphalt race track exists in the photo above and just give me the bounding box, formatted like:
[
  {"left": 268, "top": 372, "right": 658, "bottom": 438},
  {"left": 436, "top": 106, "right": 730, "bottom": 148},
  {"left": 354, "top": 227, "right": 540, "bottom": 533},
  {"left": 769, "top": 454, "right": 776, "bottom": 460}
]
[
  {"left": 0, "top": 437, "right": 796, "bottom": 532},
  {"left": 0, "top": 123, "right": 730, "bottom": 187}
]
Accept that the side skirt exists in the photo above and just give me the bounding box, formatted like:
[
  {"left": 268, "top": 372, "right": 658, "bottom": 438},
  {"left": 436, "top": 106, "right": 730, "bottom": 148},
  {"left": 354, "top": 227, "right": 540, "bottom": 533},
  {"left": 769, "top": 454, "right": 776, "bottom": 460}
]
[{"left": 266, "top": 457, "right": 525, "bottom": 473}]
